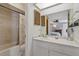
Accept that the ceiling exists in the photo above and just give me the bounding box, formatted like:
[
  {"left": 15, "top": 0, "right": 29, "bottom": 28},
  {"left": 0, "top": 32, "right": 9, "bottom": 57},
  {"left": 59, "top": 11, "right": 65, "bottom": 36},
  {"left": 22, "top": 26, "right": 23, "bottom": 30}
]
[{"left": 35, "top": 3, "right": 58, "bottom": 10}]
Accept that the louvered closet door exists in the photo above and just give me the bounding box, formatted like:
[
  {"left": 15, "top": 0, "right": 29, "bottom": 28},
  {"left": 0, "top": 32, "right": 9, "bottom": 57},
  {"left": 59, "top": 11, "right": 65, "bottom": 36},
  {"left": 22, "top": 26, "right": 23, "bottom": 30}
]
[{"left": 0, "top": 6, "right": 19, "bottom": 51}]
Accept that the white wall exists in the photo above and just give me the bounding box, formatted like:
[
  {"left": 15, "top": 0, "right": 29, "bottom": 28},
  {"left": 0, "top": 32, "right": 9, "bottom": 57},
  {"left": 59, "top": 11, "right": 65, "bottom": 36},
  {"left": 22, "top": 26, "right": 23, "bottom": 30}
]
[
  {"left": 25, "top": 4, "right": 34, "bottom": 56},
  {"left": 69, "top": 4, "right": 79, "bottom": 41},
  {"left": 33, "top": 6, "right": 46, "bottom": 37},
  {"left": 69, "top": 3, "right": 79, "bottom": 24},
  {"left": 33, "top": 6, "right": 41, "bottom": 37},
  {"left": 33, "top": 25, "right": 41, "bottom": 37},
  {"left": 72, "top": 4, "right": 79, "bottom": 42}
]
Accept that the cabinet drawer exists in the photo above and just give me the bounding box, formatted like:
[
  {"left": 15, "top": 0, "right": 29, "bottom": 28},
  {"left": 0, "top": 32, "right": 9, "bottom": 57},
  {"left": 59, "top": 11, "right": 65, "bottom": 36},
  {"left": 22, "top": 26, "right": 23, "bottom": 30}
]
[
  {"left": 49, "top": 43, "right": 79, "bottom": 56},
  {"left": 32, "top": 45, "right": 48, "bottom": 56},
  {"left": 32, "top": 40, "right": 48, "bottom": 56},
  {"left": 33, "top": 40, "right": 49, "bottom": 48},
  {"left": 48, "top": 50, "right": 66, "bottom": 56}
]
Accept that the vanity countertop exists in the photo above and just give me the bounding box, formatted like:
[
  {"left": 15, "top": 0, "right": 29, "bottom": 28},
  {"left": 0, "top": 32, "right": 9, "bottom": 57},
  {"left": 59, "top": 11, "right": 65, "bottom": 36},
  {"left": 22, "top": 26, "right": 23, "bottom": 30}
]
[{"left": 33, "top": 36, "right": 79, "bottom": 48}]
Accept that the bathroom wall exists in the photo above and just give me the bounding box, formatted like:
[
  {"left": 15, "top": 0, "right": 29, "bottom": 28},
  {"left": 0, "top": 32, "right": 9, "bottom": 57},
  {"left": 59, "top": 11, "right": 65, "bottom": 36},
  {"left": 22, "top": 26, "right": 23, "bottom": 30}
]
[
  {"left": 73, "top": 4, "right": 79, "bottom": 42},
  {"left": 69, "top": 4, "right": 79, "bottom": 41},
  {"left": 69, "top": 3, "right": 79, "bottom": 25},
  {"left": 25, "top": 4, "right": 34, "bottom": 55},
  {"left": 33, "top": 6, "right": 41, "bottom": 37},
  {"left": 33, "top": 6, "right": 46, "bottom": 37}
]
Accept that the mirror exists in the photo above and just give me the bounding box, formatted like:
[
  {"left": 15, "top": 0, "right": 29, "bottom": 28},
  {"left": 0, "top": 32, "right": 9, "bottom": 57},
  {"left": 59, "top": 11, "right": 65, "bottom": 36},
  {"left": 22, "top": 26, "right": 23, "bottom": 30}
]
[{"left": 43, "top": 10, "right": 68, "bottom": 39}]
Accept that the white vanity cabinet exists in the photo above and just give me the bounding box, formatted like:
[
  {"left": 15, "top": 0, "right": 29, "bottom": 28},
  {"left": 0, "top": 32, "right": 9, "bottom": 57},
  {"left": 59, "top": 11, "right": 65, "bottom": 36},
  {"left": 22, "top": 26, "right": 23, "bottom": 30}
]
[
  {"left": 48, "top": 43, "right": 67, "bottom": 56},
  {"left": 32, "top": 38, "right": 79, "bottom": 56},
  {"left": 48, "top": 43, "right": 78, "bottom": 56},
  {"left": 32, "top": 40, "right": 48, "bottom": 56},
  {"left": 48, "top": 50, "right": 65, "bottom": 56}
]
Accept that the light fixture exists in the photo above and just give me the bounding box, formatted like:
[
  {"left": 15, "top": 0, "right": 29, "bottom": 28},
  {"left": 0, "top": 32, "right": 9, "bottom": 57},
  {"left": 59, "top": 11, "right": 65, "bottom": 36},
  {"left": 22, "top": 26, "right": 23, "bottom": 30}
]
[{"left": 53, "top": 24, "right": 56, "bottom": 27}]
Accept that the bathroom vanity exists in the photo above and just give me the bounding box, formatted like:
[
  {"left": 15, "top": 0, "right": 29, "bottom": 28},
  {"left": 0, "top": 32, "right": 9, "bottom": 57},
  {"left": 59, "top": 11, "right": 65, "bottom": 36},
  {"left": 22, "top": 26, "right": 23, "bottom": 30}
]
[{"left": 32, "top": 37, "right": 79, "bottom": 56}]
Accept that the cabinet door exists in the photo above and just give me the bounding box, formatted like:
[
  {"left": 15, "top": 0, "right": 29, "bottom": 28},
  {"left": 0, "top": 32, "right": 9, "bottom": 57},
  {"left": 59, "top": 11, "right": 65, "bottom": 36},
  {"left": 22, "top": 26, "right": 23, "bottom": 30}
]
[
  {"left": 48, "top": 50, "right": 65, "bottom": 56},
  {"left": 33, "top": 45, "right": 48, "bottom": 56},
  {"left": 48, "top": 43, "right": 68, "bottom": 56},
  {"left": 41, "top": 16, "right": 45, "bottom": 26},
  {"left": 32, "top": 40, "right": 48, "bottom": 56},
  {"left": 0, "top": 6, "right": 19, "bottom": 51},
  {"left": 48, "top": 43, "right": 79, "bottom": 56},
  {"left": 34, "top": 10, "right": 40, "bottom": 25}
]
